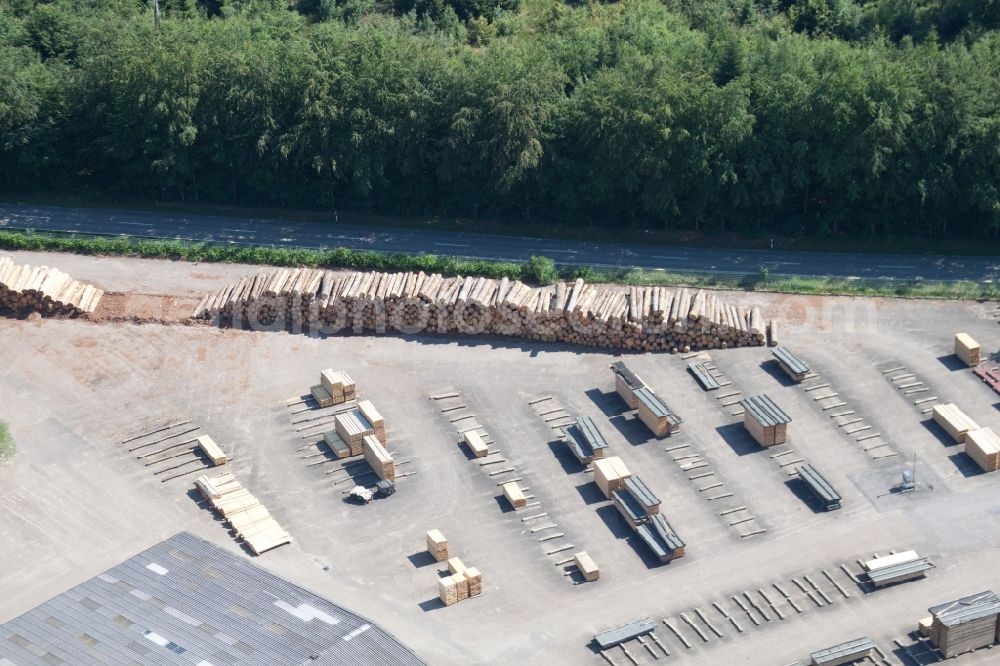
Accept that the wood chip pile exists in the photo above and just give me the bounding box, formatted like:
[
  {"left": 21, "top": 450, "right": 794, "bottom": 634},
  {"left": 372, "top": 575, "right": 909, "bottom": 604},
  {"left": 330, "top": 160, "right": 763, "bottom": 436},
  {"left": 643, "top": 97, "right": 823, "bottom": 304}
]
[
  {"left": 195, "top": 471, "right": 291, "bottom": 555},
  {"left": 194, "top": 269, "right": 771, "bottom": 351},
  {"left": 0, "top": 256, "right": 104, "bottom": 315}
]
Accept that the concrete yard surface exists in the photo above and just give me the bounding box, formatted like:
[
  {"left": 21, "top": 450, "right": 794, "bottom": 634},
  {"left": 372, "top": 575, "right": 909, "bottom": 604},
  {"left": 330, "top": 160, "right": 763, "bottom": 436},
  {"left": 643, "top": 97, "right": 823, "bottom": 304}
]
[{"left": 1, "top": 251, "right": 1000, "bottom": 665}]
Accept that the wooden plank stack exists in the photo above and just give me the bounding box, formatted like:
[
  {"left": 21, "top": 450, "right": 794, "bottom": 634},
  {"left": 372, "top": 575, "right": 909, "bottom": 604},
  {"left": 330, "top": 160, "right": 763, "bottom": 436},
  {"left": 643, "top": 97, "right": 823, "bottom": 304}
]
[
  {"left": 320, "top": 369, "right": 356, "bottom": 404},
  {"left": 0, "top": 256, "right": 104, "bottom": 316},
  {"left": 741, "top": 394, "right": 791, "bottom": 447},
  {"left": 438, "top": 576, "right": 459, "bottom": 606},
  {"left": 464, "top": 567, "right": 483, "bottom": 597},
  {"left": 928, "top": 590, "right": 1000, "bottom": 658},
  {"left": 194, "top": 471, "right": 291, "bottom": 555},
  {"left": 335, "top": 410, "right": 375, "bottom": 455},
  {"left": 964, "top": 427, "right": 1000, "bottom": 472},
  {"left": 463, "top": 431, "right": 489, "bottom": 458},
  {"left": 574, "top": 551, "right": 600, "bottom": 582},
  {"left": 932, "top": 403, "right": 979, "bottom": 444},
  {"left": 195, "top": 269, "right": 771, "bottom": 352},
  {"left": 196, "top": 435, "right": 227, "bottom": 466},
  {"left": 358, "top": 400, "right": 386, "bottom": 445},
  {"left": 955, "top": 333, "right": 981, "bottom": 367},
  {"left": 426, "top": 529, "right": 448, "bottom": 562},
  {"left": 593, "top": 456, "right": 631, "bottom": 499},
  {"left": 634, "top": 387, "right": 682, "bottom": 438},
  {"left": 501, "top": 481, "right": 527, "bottom": 509},
  {"left": 363, "top": 434, "right": 394, "bottom": 481}
]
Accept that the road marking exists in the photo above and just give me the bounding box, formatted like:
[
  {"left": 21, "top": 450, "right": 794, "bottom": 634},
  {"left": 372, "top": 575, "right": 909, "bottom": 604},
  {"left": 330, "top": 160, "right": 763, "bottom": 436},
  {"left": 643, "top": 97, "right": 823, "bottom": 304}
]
[
  {"left": 222, "top": 228, "right": 255, "bottom": 234},
  {"left": 119, "top": 221, "right": 153, "bottom": 227},
  {"left": 544, "top": 249, "right": 577, "bottom": 254},
  {"left": 877, "top": 264, "right": 915, "bottom": 269},
  {"left": 653, "top": 255, "right": 690, "bottom": 260},
  {"left": 433, "top": 242, "right": 470, "bottom": 248}
]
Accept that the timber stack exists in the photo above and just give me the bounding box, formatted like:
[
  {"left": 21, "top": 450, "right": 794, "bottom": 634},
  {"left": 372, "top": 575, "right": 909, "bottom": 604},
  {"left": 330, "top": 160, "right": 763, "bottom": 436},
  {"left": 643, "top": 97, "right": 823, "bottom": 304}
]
[
  {"left": 194, "top": 268, "right": 772, "bottom": 352},
  {"left": 0, "top": 256, "right": 104, "bottom": 316}
]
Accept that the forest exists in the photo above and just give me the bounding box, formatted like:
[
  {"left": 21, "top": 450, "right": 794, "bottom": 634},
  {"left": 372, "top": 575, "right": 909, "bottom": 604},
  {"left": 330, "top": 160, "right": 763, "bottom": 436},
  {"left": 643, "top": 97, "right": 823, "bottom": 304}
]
[{"left": 1, "top": 0, "right": 999, "bottom": 239}]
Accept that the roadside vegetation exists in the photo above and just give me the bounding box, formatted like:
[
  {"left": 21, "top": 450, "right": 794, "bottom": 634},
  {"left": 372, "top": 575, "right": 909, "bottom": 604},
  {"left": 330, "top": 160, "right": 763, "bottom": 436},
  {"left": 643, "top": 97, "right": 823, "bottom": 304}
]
[
  {"left": 3, "top": 229, "right": 997, "bottom": 300},
  {"left": 2, "top": 0, "right": 1000, "bottom": 243},
  {"left": 0, "top": 420, "right": 14, "bottom": 460}
]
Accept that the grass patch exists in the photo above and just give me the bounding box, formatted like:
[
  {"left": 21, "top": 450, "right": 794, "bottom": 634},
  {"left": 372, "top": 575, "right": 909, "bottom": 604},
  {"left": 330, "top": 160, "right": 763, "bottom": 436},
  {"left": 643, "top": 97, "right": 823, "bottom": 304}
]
[
  {"left": 1, "top": 229, "right": 997, "bottom": 300},
  {"left": 0, "top": 420, "right": 14, "bottom": 460}
]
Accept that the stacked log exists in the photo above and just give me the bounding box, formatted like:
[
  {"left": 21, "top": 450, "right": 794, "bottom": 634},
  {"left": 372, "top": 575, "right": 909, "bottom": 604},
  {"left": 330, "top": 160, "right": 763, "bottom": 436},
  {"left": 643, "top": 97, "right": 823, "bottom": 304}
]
[
  {"left": 194, "top": 269, "right": 770, "bottom": 352},
  {"left": 0, "top": 256, "right": 104, "bottom": 316}
]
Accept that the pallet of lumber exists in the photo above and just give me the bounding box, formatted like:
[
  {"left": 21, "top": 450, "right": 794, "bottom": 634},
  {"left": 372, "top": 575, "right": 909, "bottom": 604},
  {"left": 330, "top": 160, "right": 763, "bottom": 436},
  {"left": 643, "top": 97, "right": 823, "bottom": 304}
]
[
  {"left": 334, "top": 410, "right": 375, "bottom": 456},
  {"left": 955, "top": 333, "right": 981, "bottom": 367},
  {"left": 363, "top": 434, "right": 394, "bottom": 481},
  {"left": 0, "top": 256, "right": 104, "bottom": 316},
  {"left": 196, "top": 435, "right": 227, "bottom": 466},
  {"left": 464, "top": 567, "right": 483, "bottom": 596},
  {"left": 932, "top": 403, "right": 979, "bottom": 444},
  {"left": 195, "top": 270, "right": 769, "bottom": 352},
  {"left": 193, "top": 471, "right": 291, "bottom": 556},
  {"left": 501, "top": 481, "right": 527, "bottom": 509},
  {"left": 320, "top": 368, "right": 356, "bottom": 403},
  {"left": 438, "top": 576, "right": 459, "bottom": 606},
  {"left": 574, "top": 551, "right": 600, "bottom": 582},
  {"left": 451, "top": 572, "right": 470, "bottom": 601},
  {"left": 929, "top": 590, "right": 1000, "bottom": 658},
  {"left": 593, "top": 456, "right": 631, "bottom": 499},
  {"left": 964, "top": 427, "right": 1000, "bottom": 472},
  {"left": 426, "top": 529, "right": 448, "bottom": 562},
  {"left": 357, "top": 400, "right": 386, "bottom": 445},
  {"left": 463, "top": 431, "right": 489, "bottom": 458},
  {"left": 447, "top": 557, "right": 466, "bottom": 575}
]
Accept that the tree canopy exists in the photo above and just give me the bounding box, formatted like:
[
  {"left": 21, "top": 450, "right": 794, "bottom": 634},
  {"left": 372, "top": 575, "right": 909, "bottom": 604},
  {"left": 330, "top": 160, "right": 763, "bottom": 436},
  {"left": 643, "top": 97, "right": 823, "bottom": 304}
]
[{"left": 1, "top": 0, "right": 999, "bottom": 239}]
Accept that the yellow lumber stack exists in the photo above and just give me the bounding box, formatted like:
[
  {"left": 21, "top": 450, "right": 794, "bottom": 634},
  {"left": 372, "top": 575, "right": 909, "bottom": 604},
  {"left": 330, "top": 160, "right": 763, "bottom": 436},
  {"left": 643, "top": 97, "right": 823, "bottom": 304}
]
[
  {"left": 358, "top": 400, "right": 386, "bottom": 445},
  {"left": 426, "top": 529, "right": 448, "bottom": 561},
  {"left": 438, "top": 576, "right": 459, "bottom": 606},
  {"left": 196, "top": 435, "right": 227, "bottom": 466},
  {"left": 501, "top": 481, "right": 527, "bottom": 509},
  {"left": 965, "top": 427, "right": 1000, "bottom": 472},
  {"left": 932, "top": 403, "right": 979, "bottom": 444},
  {"left": 363, "top": 434, "right": 394, "bottom": 481},
  {"left": 464, "top": 567, "right": 483, "bottom": 597},
  {"left": 334, "top": 410, "right": 375, "bottom": 455},
  {"left": 574, "top": 551, "right": 600, "bottom": 582},
  {"left": 452, "top": 573, "right": 469, "bottom": 601},
  {"left": 0, "top": 256, "right": 104, "bottom": 316},
  {"left": 194, "top": 471, "right": 290, "bottom": 555},
  {"left": 954, "top": 333, "right": 981, "bottom": 367},
  {"left": 463, "top": 431, "right": 489, "bottom": 458},
  {"left": 593, "top": 456, "right": 631, "bottom": 499}
]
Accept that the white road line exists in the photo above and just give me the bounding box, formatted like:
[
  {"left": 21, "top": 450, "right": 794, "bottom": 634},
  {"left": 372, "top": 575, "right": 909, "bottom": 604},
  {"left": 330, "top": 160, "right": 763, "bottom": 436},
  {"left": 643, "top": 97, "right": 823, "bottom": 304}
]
[
  {"left": 433, "top": 242, "right": 470, "bottom": 248},
  {"left": 877, "top": 265, "right": 916, "bottom": 269},
  {"left": 653, "top": 255, "right": 690, "bottom": 260},
  {"left": 119, "top": 221, "right": 153, "bottom": 227},
  {"left": 222, "top": 228, "right": 255, "bottom": 234}
]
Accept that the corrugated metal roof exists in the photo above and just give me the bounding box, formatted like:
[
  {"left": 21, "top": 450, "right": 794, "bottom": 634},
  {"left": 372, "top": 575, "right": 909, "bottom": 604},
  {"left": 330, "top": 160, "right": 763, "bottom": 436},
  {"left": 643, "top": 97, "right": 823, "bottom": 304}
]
[
  {"left": 809, "top": 637, "right": 875, "bottom": 663},
  {"left": 0, "top": 532, "right": 426, "bottom": 666},
  {"left": 634, "top": 388, "right": 683, "bottom": 426},
  {"left": 593, "top": 618, "right": 656, "bottom": 650},
  {"left": 610, "top": 362, "right": 643, "bottom": 390},
  {"left": 575, "top": 416, "right": 609, "bottom": 451},
  {"left": 624, "top": 476, "right": 660, "bottom": 510},
  {"left": 612, "top": 489, "right": 647, "bottom": 524},
  {"left": 929, "top": 590, "right": 1000, "bottom": 627},
  {"left": 796, "top": 464, "right": 842, "bottom": 507},
  {"left": 772, "top": 347, "right": 810, "bottom": 376},
  {"left": 867, "top": 559, "right": 934, "bottom": 585},
  {"left": 740, "top": 394, "right": 791, "bottom": 426}
]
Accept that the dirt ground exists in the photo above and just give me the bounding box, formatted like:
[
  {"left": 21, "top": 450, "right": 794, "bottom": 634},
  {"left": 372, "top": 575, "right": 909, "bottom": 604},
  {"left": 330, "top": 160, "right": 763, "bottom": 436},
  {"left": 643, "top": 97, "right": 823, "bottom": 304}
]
[{"left": 2, "top": 250, "right": 1000, "bottom": 665}]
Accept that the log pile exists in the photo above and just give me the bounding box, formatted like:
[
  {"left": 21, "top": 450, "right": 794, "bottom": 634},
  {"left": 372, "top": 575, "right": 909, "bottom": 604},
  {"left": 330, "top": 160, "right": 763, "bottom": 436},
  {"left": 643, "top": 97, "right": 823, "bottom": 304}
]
[
  {"left": 0, "top": 256, "right": 104, "bottom": 316},
  {"left": 194, "top": 268, "right": 771, "bottom": 352}
]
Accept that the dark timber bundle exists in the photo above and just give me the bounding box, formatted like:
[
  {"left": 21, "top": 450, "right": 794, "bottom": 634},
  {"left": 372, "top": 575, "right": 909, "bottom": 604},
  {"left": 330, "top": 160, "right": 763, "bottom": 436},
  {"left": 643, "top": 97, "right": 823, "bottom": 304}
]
[
  {"left": 0, "top": 256, "right": 104, "bottom": 316},
  {"left": 194, "top": 269, "right": 771, "bottom": 351}
]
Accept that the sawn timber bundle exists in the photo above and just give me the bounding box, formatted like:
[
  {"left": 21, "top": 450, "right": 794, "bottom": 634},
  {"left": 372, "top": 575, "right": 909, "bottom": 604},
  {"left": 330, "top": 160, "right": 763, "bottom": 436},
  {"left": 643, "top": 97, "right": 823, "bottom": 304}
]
[
  {"left": 194, "top": 269, "right": 770, "bottom": 352},
  {"left": 0, "top": 256, "right": 104, "bottom": 316}
]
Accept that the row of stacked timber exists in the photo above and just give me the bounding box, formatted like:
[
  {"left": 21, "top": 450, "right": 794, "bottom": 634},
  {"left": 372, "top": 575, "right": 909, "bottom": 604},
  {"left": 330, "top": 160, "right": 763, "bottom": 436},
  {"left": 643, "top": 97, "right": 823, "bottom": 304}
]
[
  {"left": 932, "top": 403, "right": 979, "bottom": 444},
  {"left": 312, "top": 368, "right": 356, "bottom": 407},
  {"left": 425, "top": 531, "right": 483, "bottom": 606},
  {"left": 964, "top": 427, "right": 1000, "bottom": 473},
  {"left": 0, "top": 256, "right": 104, "bottom": 315},
  {"left": 194, "top": 268, "right": 773, "bottom": 351},
  {"left": 195, "top": 471, "right": 291, "bottom": 555},
  {"left": 954, "top": 333, "right": 982, "bottom": 367},
  {"left": 925, "top": 590, "right": 1000, "bottom": 658}
]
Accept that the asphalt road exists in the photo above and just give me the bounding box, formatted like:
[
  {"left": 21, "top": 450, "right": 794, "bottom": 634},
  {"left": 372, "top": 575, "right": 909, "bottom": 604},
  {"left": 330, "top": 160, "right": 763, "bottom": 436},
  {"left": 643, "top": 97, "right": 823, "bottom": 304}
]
[{"left": 2, "top": 203, "right": 998, "bottom": 282}]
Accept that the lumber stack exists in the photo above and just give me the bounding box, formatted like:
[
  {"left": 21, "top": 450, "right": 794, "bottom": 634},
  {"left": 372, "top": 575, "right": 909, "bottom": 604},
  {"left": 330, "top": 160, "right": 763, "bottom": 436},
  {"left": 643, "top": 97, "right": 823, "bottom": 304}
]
[
  {"left": 320, "top": 369, "right": 356, "bottom": 404},
  {"left": 964, "top": 427, "right": 1000, "bottom": 472},
  {"left": 363, "top": 434, "right": 394, "bottom": 481},
  {"left": 194, "top": 269, "right": 771, "bottom": 352},
  {"left": 928, "top": 590, "right": 1000, "bottom": 658},
  {"left": 501, "top": 481, "right": 527, "bottom": 509},
  {"left": 426, "top": 529, "right": 448, "bottom": 562},
  {"left": 335, "top": 410, "right": 376, "bottom": 456},
  {"left": 932, "top": 403, "right": 979, "bottom": 444},
  {"left": 358, "top": 400, "right": 386, "bottom": 445},
  {"left": 955, "top": 333, "right": 981, "bottom": 367},
  {"left": 194, "top": 471, "right": 291, "bottom": 555},
  {"left": 593, "top": 456, "right": 631, "bottom": 499},
  {"left": 574, "top": 551, "right": 600, "bottom": 582},
  {"left": 463, "top": 431, "right": 489, "bottom": 458},
  {"left": 196, "top": 435, "right": 227, "bottom": 466},
  {"left": 0, "top": 256, "right": 104, "bottom": 316}
]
